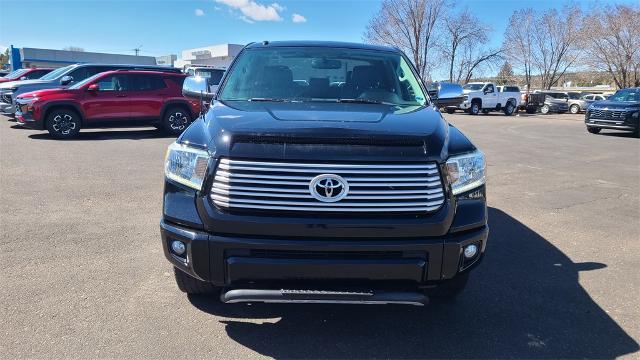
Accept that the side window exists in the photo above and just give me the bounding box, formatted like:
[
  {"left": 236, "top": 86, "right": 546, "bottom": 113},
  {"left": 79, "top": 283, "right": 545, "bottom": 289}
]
[
  {"left": 132, "top": 74, "right": 166, "bottom": 91},
  {"left": 67, "top": 67, "right": 90, "bottom": 82},
  {"left": 24, "top": 70, "right": 46, "bottom": 79},
  {"left": 95, "top": 75, "right": 130, "bottom": 91},
  {"left": 485, "top": 84, "right": 494, "bottom": 93}
]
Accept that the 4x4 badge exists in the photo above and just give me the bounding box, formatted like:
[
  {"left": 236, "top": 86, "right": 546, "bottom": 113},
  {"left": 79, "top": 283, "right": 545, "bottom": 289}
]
[{"left": 309, "top": 174, "right": 349, "bottom": 203}]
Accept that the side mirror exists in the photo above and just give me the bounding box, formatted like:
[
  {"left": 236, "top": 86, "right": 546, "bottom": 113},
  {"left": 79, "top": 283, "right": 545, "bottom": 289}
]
[
  {"left": 428, "top": 82, "right": 464, "bottom": 108},
  {"left": 60, "top": 75, "right": 74, "bottom": 86},
  {"left": 183, "top": 76, "right": 216, "bottom": 115},
  {"left": 87, "top": 84, "right": 99, "bottom": 92}
]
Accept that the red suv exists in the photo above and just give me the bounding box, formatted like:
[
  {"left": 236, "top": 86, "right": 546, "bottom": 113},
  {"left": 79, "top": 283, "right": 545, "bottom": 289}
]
[
  {"left": 15, "top": 70, "right": 200, "bottom": 139},
  {"left": 0, "top": 68, "right": 53, "bottom": 83}
]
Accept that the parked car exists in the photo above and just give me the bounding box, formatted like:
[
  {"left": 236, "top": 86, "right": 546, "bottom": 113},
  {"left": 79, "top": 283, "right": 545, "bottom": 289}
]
[
  {"left": 0, "top": 63, "right": 182, "bottom": 117},
  {"left": 0, "top": 68, "right": 53, "bottom": 83},
  {"left": 162, "top": 41, "right": 487, "bottom": 306},
  {"left": 534, "top": 91, "right": 569, "bottom": 114},
  {"left": 15, "top": 70, "right": 200, "bottom": 138},
  {"left": 456, "top": 82, "right": 520, "bottom": 115},
  {"left": 519, "top": 92, "right": 546, "bottom": 114},
  {"left": 581, "top": 94, "right": 607, "bottom": 107},
  {"left": 566, "top": 92, "right": 590, "bottom": 114},
  {"left": 585, "top": 87, "right": 639, "bottom": 136}
]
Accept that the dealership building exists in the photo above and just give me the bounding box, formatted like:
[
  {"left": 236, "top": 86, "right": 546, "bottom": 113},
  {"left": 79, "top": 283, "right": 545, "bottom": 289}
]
[
  {"left": 7, "top": 46, "right": 157, "bottom": 70},
  {"left": 175, "top": 43, "right": 244, "bottom": 69}
]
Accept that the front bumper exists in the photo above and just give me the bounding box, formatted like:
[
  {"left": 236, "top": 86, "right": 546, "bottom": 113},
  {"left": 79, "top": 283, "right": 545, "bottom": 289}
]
[
  {"left": 14, "top": 102, "right": 43, "bottom": 129},
  {"left": 585, "top": 117, "right": 638, "bottom": 132},
  {"left": 160, "top": 219, "right": 488, "bottom": 287},
  {"left": 0, "top": 101, "right": 15, "bottom": 117}
]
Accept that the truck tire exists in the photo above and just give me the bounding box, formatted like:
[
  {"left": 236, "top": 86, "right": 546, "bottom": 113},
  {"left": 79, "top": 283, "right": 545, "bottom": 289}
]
[
  {"left": 162, "top": 106, "right": 192, "bottom": 136},
  {"left": 46, "top": 108, "right": 82, "bottom": 139},
  {"left": 173, "top": 267, "right": 219, "bottom": 295},
  {"left": 587, "top": 126, "right": 601, "bottom": 134},
  {"left": 446, "top": 108, "right": 456, "bottom": 114},
  {"left": 503, "top": 101, "right": 516, "bottom": 116},
  {"left": 540, "top": 104, "right": 550, "bottom": 114},
  {"left": 469, "top": 101, "right": 481, "bottom": 115},
  {"left": 570, "top": 104, "right": 580, "bottom": 114},
  {"left": 430, "top": 272, "right": 470, "bottom": 300},
  {"left": 525, "top": 107, "right": 537, "bottom": 114}
]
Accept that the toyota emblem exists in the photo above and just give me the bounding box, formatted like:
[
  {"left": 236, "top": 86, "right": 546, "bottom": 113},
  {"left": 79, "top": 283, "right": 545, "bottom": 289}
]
[{"left": 309, "top": 174, "right": 349, "bottom": 202}]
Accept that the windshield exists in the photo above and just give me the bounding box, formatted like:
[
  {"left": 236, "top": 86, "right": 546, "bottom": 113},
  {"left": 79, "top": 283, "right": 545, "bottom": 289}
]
[
  {"left": 3, "top": 68, "right": 29, "bottom": 79},
  {"left": 608, "top": 89, "right": 639, "bottom": 102},
  {"left": 218, "top": 47, "right": 427, "bottom": 106},
  {"left": 39, "top": 65, "right": 72, "bottom": 80},
  {"left": 69, "top": 73, "right": 104, "bottom": 89},
  {"left": 463, "top": 83, "right": 484, "bottom": 91},
  {"left": 568, "top": 92, "right": 581, "bottom": 100}
]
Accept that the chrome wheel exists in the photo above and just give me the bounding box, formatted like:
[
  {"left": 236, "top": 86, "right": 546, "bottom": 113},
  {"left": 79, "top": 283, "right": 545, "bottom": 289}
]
[
  {"left": 52, "top": 113, "right": 76, "bottom": 135},
  {"left": 541, "top": 105, "right": 550, "bottom": 114},
  {"left": 570, "top": 104, "right": 580, "bottom": 114},
  {"left": 168, "top": 111, "right": 189, "bottom": 131}
]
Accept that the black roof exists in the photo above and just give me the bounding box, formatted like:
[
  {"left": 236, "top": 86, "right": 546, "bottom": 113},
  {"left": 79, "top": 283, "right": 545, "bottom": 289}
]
[{"left": 245, "top": 40, "right": 399, "bottom": 53}]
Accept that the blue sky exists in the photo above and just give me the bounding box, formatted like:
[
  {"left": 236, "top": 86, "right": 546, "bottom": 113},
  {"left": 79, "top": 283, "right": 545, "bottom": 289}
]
[{"left": 0, "top": 0, "right": 635, "bottom": 60}]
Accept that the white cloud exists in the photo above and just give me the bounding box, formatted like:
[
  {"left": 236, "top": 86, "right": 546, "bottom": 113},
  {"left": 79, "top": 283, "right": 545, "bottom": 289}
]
[
  {"left": 292, "top": 13, "right": 306, "bottom": 23},
  {"left": 215, "top": 0, "right": 283, "bottom": 21},
  {"left": 195, "top": 8, "right": 205, "bottom": 16}
]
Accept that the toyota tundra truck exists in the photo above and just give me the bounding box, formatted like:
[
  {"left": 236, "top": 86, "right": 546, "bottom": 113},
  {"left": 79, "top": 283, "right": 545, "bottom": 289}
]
[
  {"left": 454, "top": 82, "right": 520, "bottom": 115},
  {"left": 161, "top": 41, "right": 488, "bottom": 305}
]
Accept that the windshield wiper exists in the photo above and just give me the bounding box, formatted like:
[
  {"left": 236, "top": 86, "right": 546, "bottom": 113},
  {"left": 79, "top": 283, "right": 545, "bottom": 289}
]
[
  {"left": 337, "top": 98, "right": 382, "bottom": 104},
  {"left": 248, "top": 97, "right": 288, "bottom": 102}
]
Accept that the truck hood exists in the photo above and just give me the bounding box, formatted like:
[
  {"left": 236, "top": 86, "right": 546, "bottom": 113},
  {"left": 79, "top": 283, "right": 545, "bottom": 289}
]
[
  {"left": 0, "top": 79, "right": 51, "bottom": 90},
  {"left": 180, "top": 101, "right": 452, "bottom": 163},
  {"left": 589, "top": 100, "right": 640, "bottom": 110}
]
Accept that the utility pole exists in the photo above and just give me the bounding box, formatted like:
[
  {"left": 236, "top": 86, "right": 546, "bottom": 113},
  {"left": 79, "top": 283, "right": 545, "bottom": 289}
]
[{"left": 133, "top": 45, "right": 143, "bottom": 56}]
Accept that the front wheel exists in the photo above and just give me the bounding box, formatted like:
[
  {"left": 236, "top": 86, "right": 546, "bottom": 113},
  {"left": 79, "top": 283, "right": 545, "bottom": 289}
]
[
  {"left": 446, "top": 108, "right": 456, "bottom": 114},
  {"left": 162, "top": 107, "right": 192, "bottom": 136},
  {"left": 540, "top": 104, "right": 550, "bottom": 114},
  {"left": 46, "top": 108, "right": 82, "bottom": 139},
  {"left": 469, "top": 102, "right": 481, "bottom": 115},
  {"left": 173, "top": 267, "right": 219, "bottom": 295},
  {"left": 503, "top": 101, "right": 516, "bottom": 116},
  {"left": 587, "top": 127, "right": 601, "bottom": 134},
  {"left": 570, "top": 104, "right": 580, "bottom": 114}
]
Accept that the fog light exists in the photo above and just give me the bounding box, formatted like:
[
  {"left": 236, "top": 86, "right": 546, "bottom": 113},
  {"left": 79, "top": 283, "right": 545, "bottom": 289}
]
[
  {"left": 463, "top": 244, "right": 478, "bottom": 259},
  {"left": 171, "top": 240, "right": 186, "bottom": 255}
]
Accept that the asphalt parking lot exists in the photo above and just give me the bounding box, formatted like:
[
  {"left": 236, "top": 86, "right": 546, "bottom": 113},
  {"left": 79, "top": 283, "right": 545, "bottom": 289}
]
[{"left": 1, "top": 111, "right": 638, "bottom": 359}]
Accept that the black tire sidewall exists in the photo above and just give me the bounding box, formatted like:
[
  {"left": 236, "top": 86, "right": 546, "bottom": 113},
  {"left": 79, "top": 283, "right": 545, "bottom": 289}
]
[
  {"left": 46, "top": 109, "right": 81, "bottom": 139},
  {"left": 504, "top": 101, "right": 515, "bottom": 116}
]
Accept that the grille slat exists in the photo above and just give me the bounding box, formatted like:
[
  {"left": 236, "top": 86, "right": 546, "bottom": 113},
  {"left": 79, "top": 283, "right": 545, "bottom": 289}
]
[
  {"left": 211, "top": 158, "right": 446, "bottom": 214},
  {"left": 589, "top": 108, "right": 628, "bottom": 120}
]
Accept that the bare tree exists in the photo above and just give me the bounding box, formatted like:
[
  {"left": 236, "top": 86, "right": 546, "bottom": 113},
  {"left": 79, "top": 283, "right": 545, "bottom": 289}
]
[
  {"left": 530, "top": 8, "right": 582, "bottom": 89},
  {"left": 441, "top": 9, "right": 501, "bottom": 83},
  {"left": 580, "top": 5, "right": 640, "bottom": 88},
  {"left": 63, "top": 46, "right": 85, "bottom": 52},
  {"left": 364, "top": 0, "right": 446, "bottom": 80},
  {"left": 502, "top": 9, "right": 535, "bottom": 91}
]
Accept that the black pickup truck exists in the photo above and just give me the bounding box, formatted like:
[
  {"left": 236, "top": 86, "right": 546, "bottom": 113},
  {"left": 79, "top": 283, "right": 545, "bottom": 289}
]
[{"left": 161, "top": 41, "right": 488, "bottom": 305}]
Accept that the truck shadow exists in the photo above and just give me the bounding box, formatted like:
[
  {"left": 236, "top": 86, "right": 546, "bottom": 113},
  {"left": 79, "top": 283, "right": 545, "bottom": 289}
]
[
  {"left": 188, "top": 207, "right": 639, "bottom": 359},
  {"left": 28, "top": 128, "right": 175, "bottom": 141}
]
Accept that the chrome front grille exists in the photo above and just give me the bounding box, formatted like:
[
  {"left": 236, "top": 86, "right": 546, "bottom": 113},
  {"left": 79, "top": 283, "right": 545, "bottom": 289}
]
[
  {"left": 589, "top": 108, "right": 628, "bottom": 120},
  {"left": 0, "top": 94, "right": 12, "bottom": 104},
  {"left": 211, "top": 158, "right": 446, "bottom": 213}
]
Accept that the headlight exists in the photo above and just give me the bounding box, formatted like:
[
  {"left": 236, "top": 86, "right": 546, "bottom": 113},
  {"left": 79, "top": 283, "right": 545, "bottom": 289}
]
[
  {"left": 164, "top": 142, "right": 210, "bottom": 190},
  {"left": 446, "top": 150, "right": 486, "bottom": 195}
]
